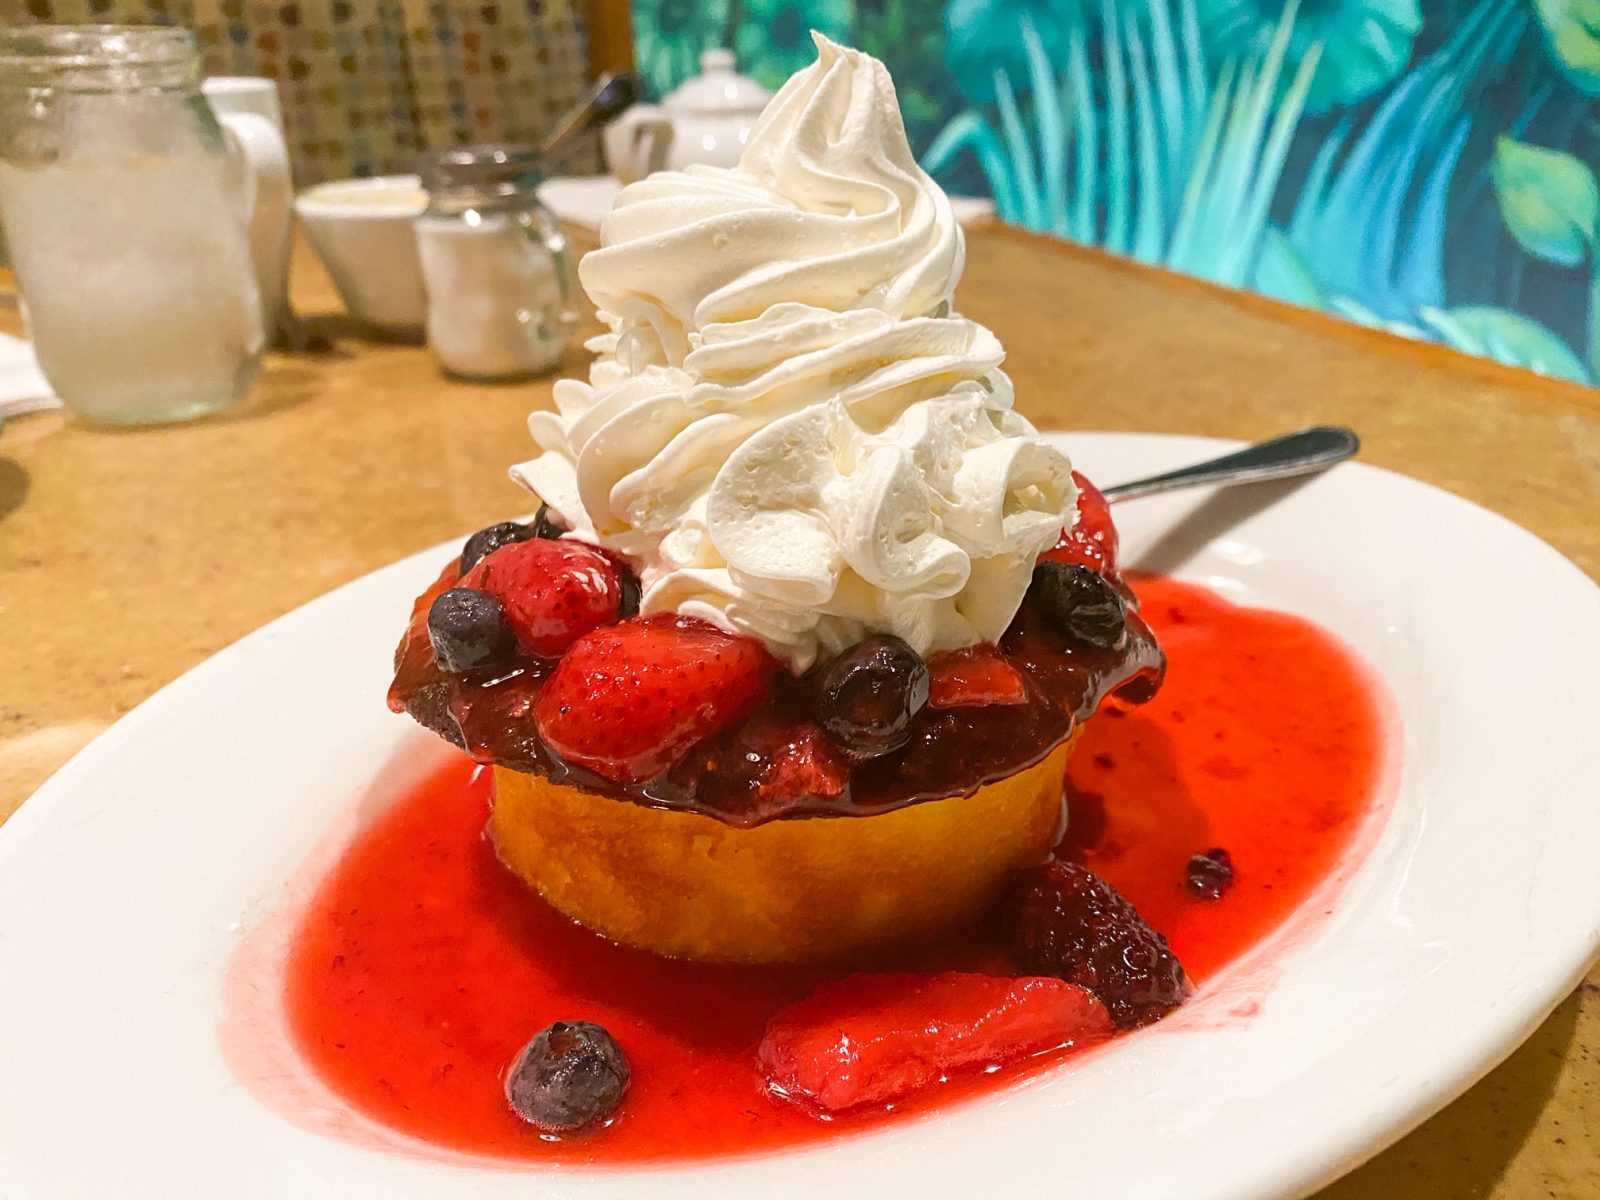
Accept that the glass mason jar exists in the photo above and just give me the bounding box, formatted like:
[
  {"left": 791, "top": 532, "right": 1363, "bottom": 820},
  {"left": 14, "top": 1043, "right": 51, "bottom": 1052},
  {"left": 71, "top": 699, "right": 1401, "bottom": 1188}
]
[
  {"left": 0, "top": 26, "right": 265, "bottom": 426},
  {"left": 417, "top": 144, "right": 580, "bottom": 381}
]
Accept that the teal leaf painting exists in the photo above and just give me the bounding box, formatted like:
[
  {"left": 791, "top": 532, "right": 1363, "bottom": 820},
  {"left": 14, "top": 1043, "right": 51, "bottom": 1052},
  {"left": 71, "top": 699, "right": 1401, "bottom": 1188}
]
[
  {"left": 1491, "top": 136, "right": 1599, "bottom": 267},
  {"left": 735, "top": 0, "right": 855, "bottom": 89},
  {"left": 635, "top": 0, "right": 1600, "bottom": 391},
  {"left": 632, "top": 0, "right": 732, "bottom": 100},
  {"left": 1533, "top": 0, "right": 1600, "bottom": 94},
  {"left": 1418, "top": 306, "right": 1592, "bottom": 382},
  {"left": 1193, "top": 0, "right": 1423, "bottom": 113},
  {"left": 942, "top": 0, "right": 1077, "bottom": 102},
  {"left": 1252, "top": 226, "right": 1326, "bottom": 306}
]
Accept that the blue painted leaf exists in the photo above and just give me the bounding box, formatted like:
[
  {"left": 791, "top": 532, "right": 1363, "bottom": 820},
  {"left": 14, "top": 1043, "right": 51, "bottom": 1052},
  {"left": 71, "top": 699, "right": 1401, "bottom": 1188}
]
[
  {"left": 1533, "top": 0, "right": 1600, "bottom": 94},
  {"left": 1491, "top": 136, "right": 1599, "bottom": 267},
  {"left": 1252, "top": 227, "right": 1325, "bottom": 307},
  {"left": 1326, "top": 294, "right": 1428, "bottom": 339},
  {"left": 734, "top": 0, "right": 854, "bottom": 90},
  {"left": 631, "top": 0, "right": 731, "bottom": 100},
  {"left": 1193, "top": 0, "right": 1423, "bottom": 113},
  {"left": 1284, "top": 1, "right": 1524, "bottom": 319},
  {"left": 943, "top": 0, "right": 1080, "bottom": 102},
  {"left": 1418, "top": 306, "right": 1592, "bottom": 382}
]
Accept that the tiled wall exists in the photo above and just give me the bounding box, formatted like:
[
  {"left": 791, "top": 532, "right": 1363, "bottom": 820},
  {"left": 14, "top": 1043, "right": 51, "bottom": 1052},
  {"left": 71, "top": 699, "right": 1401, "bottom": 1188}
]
[{"left": 3, "top": 0, "right": 599, "bottom": 182}]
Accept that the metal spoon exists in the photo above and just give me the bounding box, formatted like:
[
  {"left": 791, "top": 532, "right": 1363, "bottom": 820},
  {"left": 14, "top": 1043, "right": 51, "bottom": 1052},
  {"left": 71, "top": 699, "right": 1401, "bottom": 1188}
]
[
  {"left": 1103, "top": 426, "right": 1360, "bottom": 503},
  {"left": 540, "top": 72, "right": 641, "bottom": 168}
]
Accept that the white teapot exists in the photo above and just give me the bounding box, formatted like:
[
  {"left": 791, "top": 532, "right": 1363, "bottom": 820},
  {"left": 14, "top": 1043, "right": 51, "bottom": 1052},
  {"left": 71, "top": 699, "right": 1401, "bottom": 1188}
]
[{"left": 602, "top": 49, "right": 772, "bottom": 183}]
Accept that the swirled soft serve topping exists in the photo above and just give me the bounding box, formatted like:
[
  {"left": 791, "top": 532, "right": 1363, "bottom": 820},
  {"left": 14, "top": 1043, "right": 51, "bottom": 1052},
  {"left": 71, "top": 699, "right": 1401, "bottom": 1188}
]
[{"left": 513, "top": 34, "right": 1077, "bottom": 670}]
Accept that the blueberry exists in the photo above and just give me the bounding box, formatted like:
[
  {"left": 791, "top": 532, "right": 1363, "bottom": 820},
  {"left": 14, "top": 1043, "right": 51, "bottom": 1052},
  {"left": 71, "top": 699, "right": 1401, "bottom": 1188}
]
[
  {"left": 459, "top": 521, "right": 535, "bottom": 574},
  {"left": 1185, "top": 847, "right": 1234, "bottom": 900},
  {"left": 427, "top": 587, "right": 517, "bottom": 672},
  {"left": 811, "top": 634, "right": 930, "bottom": 757},
  {"left": 1030, "top": 562, "right": 1126, "bottom": 648},
  {"left": 531, "top": 503, "right": 567, "bottom": 541},
  {"left": 505, "top": 1021, "right": 630, "bottom": 1132},
  {"left": 458, "top": 506, "right": 567, "bottom": 574},
  {"left": 617, "top": 568, "right": 641, "bottom": 620}
]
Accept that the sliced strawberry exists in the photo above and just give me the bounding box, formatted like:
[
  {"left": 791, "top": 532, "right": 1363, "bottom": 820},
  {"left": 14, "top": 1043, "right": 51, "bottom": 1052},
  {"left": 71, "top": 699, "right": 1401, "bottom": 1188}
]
[
  {"left": 668, "top": 714, "right": 850, "bottom": 821},
  {"left": 927, "top": 645, "right": 1029, "bottom": 708},
  {"left": 463, "top": 539, "right": 621, "bottom": 657},
  {"left": 534, "top": 615, "right": 777, "bottom": 782},
  {"left": 763, "top": 721, "right": 850, "bottom": 801},
  {"left": 1042, "top": 471, "right": 1119, "bottom": 580},
  {"left": 759, "top": 972, "right": 1112, "bottom": 1114}
]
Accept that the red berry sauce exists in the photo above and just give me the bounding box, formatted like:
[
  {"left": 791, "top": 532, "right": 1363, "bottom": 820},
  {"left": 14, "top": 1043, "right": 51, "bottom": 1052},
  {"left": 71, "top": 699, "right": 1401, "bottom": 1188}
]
[{"left": 254, "top": 576, "right": 1395, "bottom": 1164}]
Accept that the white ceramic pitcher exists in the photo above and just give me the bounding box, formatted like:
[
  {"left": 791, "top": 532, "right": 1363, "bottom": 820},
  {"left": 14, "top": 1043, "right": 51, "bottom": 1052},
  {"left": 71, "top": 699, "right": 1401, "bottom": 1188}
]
[{"left": 602, "top": 50, "right": 772, "bottom": 183}]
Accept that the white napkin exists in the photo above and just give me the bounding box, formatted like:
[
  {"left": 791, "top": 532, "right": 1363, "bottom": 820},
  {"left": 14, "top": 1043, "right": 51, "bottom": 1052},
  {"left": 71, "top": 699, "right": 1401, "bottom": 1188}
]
[
  {"left": 538, "top": 176, "right": 621, "bottom": 232},
  {"left": 0, "top": 331, "right": 60, "bottom": 418}
]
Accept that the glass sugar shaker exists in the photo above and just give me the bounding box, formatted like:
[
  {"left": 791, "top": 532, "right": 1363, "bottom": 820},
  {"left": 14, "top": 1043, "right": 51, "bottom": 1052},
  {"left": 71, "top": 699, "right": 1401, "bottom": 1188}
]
[{"left": 417, "top": 144, "right": 579, "bottom": 381}]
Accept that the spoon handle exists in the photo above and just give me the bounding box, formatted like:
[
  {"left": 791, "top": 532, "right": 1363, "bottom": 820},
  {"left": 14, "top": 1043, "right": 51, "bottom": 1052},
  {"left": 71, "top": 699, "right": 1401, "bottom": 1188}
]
[{"left": 1101, "top": 426, "right": 1360, "bottom": 503}]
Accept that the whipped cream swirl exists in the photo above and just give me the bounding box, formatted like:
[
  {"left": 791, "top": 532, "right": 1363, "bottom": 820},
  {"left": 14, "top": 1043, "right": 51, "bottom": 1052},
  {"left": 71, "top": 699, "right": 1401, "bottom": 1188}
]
[{"left": 513, "top": 35, "right": 1077, "bottom": 670}]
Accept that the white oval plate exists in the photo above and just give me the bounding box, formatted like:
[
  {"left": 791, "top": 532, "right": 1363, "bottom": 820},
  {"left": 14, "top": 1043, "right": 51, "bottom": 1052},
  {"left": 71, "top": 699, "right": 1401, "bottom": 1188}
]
[{"left": 2, "top": 433, "right": 1598, "bottom": 1200}]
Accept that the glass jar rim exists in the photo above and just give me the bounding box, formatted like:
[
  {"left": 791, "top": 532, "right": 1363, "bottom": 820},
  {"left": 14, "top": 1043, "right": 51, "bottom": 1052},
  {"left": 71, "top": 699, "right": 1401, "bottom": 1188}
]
[
  {"left": 422, "top": 142, "right": 546, "bottom": 190},
  {"left": 0, "top": 25, "right": 198, "bottom": 89}
]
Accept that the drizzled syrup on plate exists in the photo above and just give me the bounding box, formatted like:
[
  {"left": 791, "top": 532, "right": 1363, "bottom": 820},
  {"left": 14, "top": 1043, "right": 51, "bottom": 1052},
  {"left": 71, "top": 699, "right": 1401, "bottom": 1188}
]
[{"left": 278, "top": 576, "right": 1393, "bottom": 1162}]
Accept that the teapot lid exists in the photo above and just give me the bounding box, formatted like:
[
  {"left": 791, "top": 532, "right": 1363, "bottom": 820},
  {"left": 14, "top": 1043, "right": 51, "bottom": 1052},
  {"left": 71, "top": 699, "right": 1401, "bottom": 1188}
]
[{"left": 661, "top": 49, "right": 771, "bottom": 115}]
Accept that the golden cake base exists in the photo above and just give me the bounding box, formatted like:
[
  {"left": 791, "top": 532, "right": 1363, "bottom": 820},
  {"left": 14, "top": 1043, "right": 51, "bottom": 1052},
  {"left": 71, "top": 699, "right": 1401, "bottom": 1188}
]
[{"left": 489, "top": 738, "right": 1074, "bottom": 964}]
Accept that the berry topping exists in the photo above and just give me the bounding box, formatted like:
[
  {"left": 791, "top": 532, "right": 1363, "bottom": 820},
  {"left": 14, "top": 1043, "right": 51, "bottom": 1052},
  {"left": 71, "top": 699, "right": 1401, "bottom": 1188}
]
[
  {"left": 927, "top": 645, "right": 1029, "bottom": 708},
  {"left": 535, "top": 615, "right": 777, "bottom": 782},
  {"left": 504, "top": 1020, "right": 629, "bottom": 1132},
  {"left": 759, "top": 972, "right": 1112, "bottom": 1114},
  {"left": 1042, "top": 471, "right": 1119, "bottom": 578},
  {"left": 810, "top": 635, "right": 930, "bottom": 757},
  {"left": 1030, "top": 561, "right": 1127, "bottom": 648},
  {"left": 1186, "top": 847, "right": 1235, "bottom": 900},
  {"left": 463, "top": 539, "right": 622, "bottom": 658},
  {"left": 1005, "top": 860, "right": 1189, "bottom": 1029},
  {"left": 459, "top": 521, "right": 537, "bottom": 575},
  {"left": 426, "top": 587, "right": 518, "bottom": 673}
]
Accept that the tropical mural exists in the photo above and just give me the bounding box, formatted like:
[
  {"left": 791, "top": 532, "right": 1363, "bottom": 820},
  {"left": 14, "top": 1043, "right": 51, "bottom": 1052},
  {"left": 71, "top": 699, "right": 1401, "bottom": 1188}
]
[{"left": 630, "top": 0, "right": 1600, "bottom": 386}]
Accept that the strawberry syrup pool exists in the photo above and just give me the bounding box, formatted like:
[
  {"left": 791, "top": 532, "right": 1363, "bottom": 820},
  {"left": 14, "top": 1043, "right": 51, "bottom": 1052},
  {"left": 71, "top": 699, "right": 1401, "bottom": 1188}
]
[{"left": 276, "top": 576, "right": 1394, "bottom": 1163}]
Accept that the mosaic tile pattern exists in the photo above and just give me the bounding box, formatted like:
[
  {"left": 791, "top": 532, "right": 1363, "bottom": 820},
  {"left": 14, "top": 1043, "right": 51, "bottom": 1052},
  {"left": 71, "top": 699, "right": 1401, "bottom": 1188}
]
[{"left": 1, "top": 0, "right": 599, "bottom": 182}]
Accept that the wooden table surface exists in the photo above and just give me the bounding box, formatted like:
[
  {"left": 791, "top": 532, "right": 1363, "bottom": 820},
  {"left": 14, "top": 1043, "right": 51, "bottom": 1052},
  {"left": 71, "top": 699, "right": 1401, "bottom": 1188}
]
[{"left": 1, "top": 227, "right": 1596, "bottom": 1197}]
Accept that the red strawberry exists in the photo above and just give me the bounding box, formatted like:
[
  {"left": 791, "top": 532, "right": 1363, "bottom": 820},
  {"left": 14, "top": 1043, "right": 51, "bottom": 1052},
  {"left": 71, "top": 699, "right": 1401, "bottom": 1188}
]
[
  {"left": 762, "top": 720, "right": 850, "bottom": 802},
  {"left": 670, "top": 715, "right": 850, "bottom": 821},
  {"left": 463, "top": 539, "right": 621, "bottom": 657},
  {"left": 759, "top": 972, "right": 1112, "bottom": 1114},
  {"left": 534, "top": 615, "right": 777, "bottom": 782},
  {"left": 1042, "top": 471, "right": 1119, "bottom": 579},
  {"left": 927, "top": 645, "right": 1029, "bottom": 708}
]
